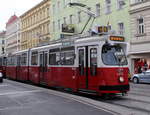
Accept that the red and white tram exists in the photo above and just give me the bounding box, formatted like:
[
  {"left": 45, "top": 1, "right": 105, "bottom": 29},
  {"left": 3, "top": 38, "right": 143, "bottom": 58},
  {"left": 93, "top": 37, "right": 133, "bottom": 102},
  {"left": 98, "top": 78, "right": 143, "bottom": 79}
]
[{"left": 3, "top": 34, "right": 129, "bottom": 96}]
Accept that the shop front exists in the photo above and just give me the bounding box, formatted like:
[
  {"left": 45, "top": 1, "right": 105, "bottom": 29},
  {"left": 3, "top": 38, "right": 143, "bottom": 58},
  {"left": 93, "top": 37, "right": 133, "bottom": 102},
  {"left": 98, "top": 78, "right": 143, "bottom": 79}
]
[{"left": 129, "top": 52, "right": 150, "bottom": 76}]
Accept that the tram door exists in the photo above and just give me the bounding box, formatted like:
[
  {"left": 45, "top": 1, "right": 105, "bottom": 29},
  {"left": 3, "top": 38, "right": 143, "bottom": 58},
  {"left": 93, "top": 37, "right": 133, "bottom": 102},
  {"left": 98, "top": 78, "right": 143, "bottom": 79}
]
[
  {"left": 39, "top": 51, "right": 48, "bottom": 84},
  {"left": 78, "top": 46, "right": 98, "bottom": 90}
]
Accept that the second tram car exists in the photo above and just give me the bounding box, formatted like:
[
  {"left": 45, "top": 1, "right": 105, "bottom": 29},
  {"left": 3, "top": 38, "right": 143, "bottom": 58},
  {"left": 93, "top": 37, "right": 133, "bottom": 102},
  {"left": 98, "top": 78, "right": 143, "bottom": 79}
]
[{"left": 3, "top": 34, "right": 129, "bottom": 96}]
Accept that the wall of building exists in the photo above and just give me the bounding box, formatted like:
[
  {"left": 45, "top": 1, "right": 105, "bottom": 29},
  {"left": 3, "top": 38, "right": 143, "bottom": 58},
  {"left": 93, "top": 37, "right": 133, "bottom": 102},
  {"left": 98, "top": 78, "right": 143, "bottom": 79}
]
[
  {"left": 0, "top": 31, "right": 6, "bottom": 55},
  {"left": 5, "top": 15, "right": 20, "bottom": 55},
  {"left": 50, "top": 0, "right": 130, "bottom": 43},
  {"left": 20, "top": 0, "right": 50, "bottom": 50},
  {"left": 129, "top": 0, "right": 150, "bottom": 74}
]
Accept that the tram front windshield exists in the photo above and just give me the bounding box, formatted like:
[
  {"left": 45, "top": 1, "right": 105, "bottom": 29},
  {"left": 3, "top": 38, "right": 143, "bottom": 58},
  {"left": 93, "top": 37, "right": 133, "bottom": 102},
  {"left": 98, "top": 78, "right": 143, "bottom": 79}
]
[{"left": 102, "top": 44, "right": 127, "bottom": 65}]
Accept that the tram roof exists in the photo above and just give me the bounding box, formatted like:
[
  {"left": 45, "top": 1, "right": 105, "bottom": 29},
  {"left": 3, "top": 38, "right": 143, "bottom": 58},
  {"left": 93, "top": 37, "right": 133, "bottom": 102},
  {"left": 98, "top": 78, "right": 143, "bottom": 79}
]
[
  {"left": 30, "top": 42, "right": 62, "bottom": 51},
  {"left": 75, "top": 35, "right": 107, "bottom": 44},
  {"left": 14, "top": 49, "right": 29, "bottom": 54}
]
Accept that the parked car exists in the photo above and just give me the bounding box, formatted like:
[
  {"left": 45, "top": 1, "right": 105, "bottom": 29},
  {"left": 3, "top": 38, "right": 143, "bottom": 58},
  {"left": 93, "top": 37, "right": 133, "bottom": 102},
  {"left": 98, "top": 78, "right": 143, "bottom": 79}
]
[
  {"left": 132, "top": 70, "right": 150, "bottom": 84},
  {"left": 0, "top": 72, "right": 3, "bottom": 83}
]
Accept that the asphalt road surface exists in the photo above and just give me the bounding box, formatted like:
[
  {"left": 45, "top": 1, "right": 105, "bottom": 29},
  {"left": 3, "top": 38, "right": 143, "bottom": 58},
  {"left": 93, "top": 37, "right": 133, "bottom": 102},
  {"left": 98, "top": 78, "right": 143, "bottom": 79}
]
[{"left": 0, "top": 79, "right": 114, "bottom": 115}]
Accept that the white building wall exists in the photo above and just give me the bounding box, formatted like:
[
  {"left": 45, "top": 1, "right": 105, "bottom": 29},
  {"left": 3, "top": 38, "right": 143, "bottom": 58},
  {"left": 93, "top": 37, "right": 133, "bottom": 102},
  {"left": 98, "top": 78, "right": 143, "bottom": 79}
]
[
  {"left": 0, "top": 31, "right": 6, "bottom": 55},
  {"left": 129, "top": 0, "right": 150, "bottom": 74},
  {"left": 6, "top": 18, "right": 20, "bottom": 54}
]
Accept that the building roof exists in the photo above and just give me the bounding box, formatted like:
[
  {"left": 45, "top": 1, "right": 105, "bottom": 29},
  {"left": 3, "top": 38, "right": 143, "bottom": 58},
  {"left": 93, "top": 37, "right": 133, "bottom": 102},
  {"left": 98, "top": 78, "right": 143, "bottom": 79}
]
[{"left": 6, "top": 14, "right": 18, "bottom": 27}]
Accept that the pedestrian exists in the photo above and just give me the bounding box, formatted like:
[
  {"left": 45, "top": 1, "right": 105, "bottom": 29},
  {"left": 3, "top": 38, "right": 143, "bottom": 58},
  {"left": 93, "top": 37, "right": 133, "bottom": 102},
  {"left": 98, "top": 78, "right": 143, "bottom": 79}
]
[{"left": 138, "top": 66, "right": 142, "bottom": 73}]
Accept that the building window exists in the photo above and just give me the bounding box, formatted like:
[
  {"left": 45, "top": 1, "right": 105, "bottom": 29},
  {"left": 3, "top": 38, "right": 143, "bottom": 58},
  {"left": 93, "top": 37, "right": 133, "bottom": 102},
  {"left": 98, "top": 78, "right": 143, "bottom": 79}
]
[
  {"left": 47, "top": 8, "right": 50, "bottom": 17},
  {"left": 57, "top": 1, "right": 60, "bottom": 11},
  {"left": 118, "top": 22, "right": 124, "bottom": 35},
  {"left": 78, "top": 11, "right": 81, "bottom": 23},
  {"left": 105, "top": 0, "right": 111, "bottom": 14},
  {"left": 47, "top": 23, "right": 49, "bottom": 33},
  {"left": 96, "top": 3, "right": 100, "bottom": 17},
  {"left": 63, "top": 17, "right": 67, "bottom": 24},
  {"left": 2, "top": 47, "right": 4, "bottom": 54},
  {"left": 53, "top": 21, "right": 55, "bottom": 32},
  {"left": 117, "top": 0, "right": 125, "bottom": 9},
  {"left": 138, "top": 17, "right": 144, "bottom": 34},
  {"left": 58, "top": 20, "right": 61, "bottom": 30},
  {"left": 2, "top": 40, "right": 5, "bottom": 44},
  {"left": 53, "top": 4, "right": 55, "bottom": 14},
  {"left": 69, "top": 15, "right": 73, "bottom": 24},
  {"left": 63, "top": 0, "right": 66, "bottom": 8}
]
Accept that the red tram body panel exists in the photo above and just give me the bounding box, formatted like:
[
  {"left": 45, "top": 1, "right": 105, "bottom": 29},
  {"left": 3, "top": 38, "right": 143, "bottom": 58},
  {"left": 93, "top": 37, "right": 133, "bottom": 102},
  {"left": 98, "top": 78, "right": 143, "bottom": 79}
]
[
  {"left": 6, "top": 66, "right": 17, "bottom": 80},
  {"left": 29, "top": 66, "right": 40, "bottom": 84},
  {"left": 17, "top": 66, "right": 29, "bottom": 81}
]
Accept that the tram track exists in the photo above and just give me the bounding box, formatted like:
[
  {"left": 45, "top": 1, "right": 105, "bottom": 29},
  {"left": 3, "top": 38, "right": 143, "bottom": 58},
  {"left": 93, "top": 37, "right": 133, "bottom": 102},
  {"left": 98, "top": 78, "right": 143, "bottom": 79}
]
[
  {"left": 103, "top": 99, "right": 150, "bottom": 114},
  {"left": 73, "top": 92, "right": 150, "bottom": 114},
  {"left": 129, "top": 92, "right": 150, "bottom": 97},
  {"left": 66, "top": 93, "right": 150, "bottom": 114}
]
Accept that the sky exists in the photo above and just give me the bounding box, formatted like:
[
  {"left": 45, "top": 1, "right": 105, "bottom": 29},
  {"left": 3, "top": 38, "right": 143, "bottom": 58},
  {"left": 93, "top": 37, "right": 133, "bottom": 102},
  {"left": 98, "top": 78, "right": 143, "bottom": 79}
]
[{"left": 0, "top": 0, "right": 43, "bottom": 31}]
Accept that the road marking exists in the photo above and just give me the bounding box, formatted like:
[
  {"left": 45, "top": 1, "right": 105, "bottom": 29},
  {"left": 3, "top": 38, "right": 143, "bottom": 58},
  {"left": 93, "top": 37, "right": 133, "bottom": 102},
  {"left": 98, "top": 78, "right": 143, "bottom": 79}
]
[{"left": 0, "top": 90, "right": 42, "bottom": 96}]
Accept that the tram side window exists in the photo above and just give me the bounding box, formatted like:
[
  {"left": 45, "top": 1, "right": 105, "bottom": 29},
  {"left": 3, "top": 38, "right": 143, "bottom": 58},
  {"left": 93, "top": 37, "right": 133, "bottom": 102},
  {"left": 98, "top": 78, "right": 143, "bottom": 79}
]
[
  {"left": 60, "top": 51, "right": 75, "bottom": 65},
  {"left": 31, "top": 52, "right": 38, "bottom": 66},
  {"left": 7, "top": 57, "right": 16, "bottom": 66},
  {"left": 7, "top": 57, "right": 11, "bottom": 66},
  {"left": 21, "top": 53, "right": 27, "bottom": 66},
  {"left": 11, "top": 57, "right": 16, "bottom": 66},
  {"left": 2, "top": 57, "right": 7, "bottom": 66},
  {"left": 0, "top": 58, "right": 2, "bottom": 66},
  {"left": 90, "top": 48, "right": 97, "bottom": 76},
  {"left": 49, "top": 52, "right": 60, "bottom": 65}
]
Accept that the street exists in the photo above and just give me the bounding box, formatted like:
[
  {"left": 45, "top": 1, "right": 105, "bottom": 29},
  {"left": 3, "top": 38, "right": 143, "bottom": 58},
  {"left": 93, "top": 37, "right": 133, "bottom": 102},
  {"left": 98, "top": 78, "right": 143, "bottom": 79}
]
[
  {"left": 1, "top": 80, "right": 150, "bottom": 115},
  {"left": 0, "top": 79, "right": 114, "bottom": 115}
]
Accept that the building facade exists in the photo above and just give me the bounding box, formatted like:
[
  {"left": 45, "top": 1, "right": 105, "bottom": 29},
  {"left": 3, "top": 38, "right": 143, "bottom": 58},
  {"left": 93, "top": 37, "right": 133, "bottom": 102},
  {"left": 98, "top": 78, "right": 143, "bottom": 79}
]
[
  {"left": 50, "top": 0, "right": 130, "bottom": 43},
  {"left": 5, "top": 15, "right": 20, "bottom": 54},
  {"left": 20, "top": 0, "right": 50, "bottom": 50},
  {"left": 129, "top": 0, "right": 150, "bottom": 74},
  {"left": 0, "top": 31, "right": 6, "bottom": 55}
]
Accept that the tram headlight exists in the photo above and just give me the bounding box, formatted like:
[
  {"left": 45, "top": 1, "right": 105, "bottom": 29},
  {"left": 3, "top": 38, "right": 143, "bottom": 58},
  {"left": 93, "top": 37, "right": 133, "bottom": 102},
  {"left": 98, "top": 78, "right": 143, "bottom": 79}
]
[{"left": 119, "top": 76, "right": 124, "bottom": 83}]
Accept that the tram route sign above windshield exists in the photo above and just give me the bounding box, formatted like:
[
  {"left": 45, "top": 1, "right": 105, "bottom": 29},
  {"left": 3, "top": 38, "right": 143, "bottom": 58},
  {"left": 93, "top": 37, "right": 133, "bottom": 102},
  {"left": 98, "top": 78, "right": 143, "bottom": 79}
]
[{"left": 110, "top": 36, "right": 124, "bottom": 42}]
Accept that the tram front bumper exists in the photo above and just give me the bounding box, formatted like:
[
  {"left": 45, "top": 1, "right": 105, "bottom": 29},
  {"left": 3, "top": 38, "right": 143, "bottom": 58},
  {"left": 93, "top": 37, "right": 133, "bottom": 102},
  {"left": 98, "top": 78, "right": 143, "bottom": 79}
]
[{"left": 99, "top": 85, "right": 129, "bottom": 93}]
